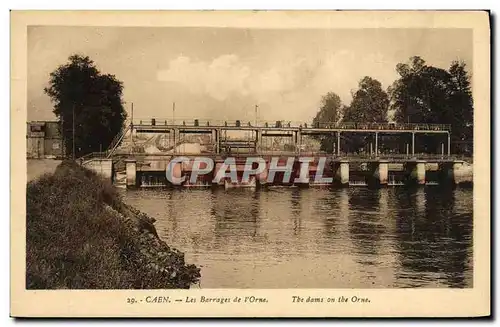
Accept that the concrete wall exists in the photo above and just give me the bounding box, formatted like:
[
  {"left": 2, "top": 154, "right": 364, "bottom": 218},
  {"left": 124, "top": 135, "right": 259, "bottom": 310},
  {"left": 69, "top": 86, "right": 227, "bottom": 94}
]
[
  {"left": 44, "top": 139, "right": 63, "bottom": 158},
  {"left": 368, "top": 161, "right": 388, "bottom": 186},
  {"left": 405, "top": 161, "right": 426, "bottom": 185},
  {"left": 446, "top": 162, "right": 473, "bottom": 184},
  {"left": 27, "top": 137, "right": 44, "bottom": 159},
  {"left": 125, "top": 160, "right": 137, "bottom": 187},
  {"left": 140, "top": 157, "right": 168, "bottom": 171},
  {"left": 334, "top": 161, "right": 349, "bottom": 186},
  {"left": 174, "top": 143, "right": 201, "bottom": 154},
  {"left": 83, "top": 159, "right": 113, "bottom": 181}
]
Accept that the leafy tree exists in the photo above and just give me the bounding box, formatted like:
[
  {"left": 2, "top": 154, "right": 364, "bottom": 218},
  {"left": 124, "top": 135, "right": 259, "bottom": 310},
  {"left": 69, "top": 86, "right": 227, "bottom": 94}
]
[
  {"left": 343, "top": 76, "right": 389, "bottom": 123},
  {"left": 312, "top": 92, "right": 343, "bottom": 127},
  {"left": 448, "top": 61, "right": 473, "bottom": 155},
  {"left": 342, "top": 77, "right": 390, "bottom": 154},
  {"left": 44, "top": 55, "right": 127, "bottom": 158},
  {"left": 311, "top": 92, "right": 343, "bottom": 152},
  {"left": 389, "top": 56, "right": 452, "bottom": 125},
  {"left": 389, "top": 56, "right": 473, "bottom": 155}
]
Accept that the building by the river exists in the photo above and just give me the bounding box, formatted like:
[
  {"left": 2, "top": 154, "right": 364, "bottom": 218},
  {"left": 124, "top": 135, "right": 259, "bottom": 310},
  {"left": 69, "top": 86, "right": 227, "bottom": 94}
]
[{"left": 26, "top": 121, "right": 64, "bottom": 159}]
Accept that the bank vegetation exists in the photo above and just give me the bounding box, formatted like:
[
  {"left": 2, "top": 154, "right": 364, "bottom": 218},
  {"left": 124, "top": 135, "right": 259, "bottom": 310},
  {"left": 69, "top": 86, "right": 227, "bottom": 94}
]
[{"left": 26, "top": 161, "right": 200, "bottom": 289}]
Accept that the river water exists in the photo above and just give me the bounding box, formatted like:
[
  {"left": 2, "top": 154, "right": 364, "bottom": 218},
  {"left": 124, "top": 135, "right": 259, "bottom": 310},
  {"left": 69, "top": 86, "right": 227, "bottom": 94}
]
[{"left": 123, "top": 186, "right": 473, "bottom": 289}]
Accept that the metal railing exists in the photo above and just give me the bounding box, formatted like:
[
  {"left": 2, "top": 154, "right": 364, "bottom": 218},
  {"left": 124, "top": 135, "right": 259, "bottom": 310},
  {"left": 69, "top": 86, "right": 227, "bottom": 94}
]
[
  {"left": 329, "top": 153, "right": 469, "bottom": 161},
  {"left": 130, "top": 118, "right": 451, "bottom": 131},
  {"left": 106, "top": 124, "right": 131, "bottom": 158},
  {"left": 78, "top": 151, "right": 108, "bottom": 165},
  {"left": 78, "top": 150, "right": 469, "bottom": 162},
  {"left": 312, "top": 122, "right": 451, "bottom": 131},
  {"left": 75, "top": 123, "right": 131, "bottom": 163}
]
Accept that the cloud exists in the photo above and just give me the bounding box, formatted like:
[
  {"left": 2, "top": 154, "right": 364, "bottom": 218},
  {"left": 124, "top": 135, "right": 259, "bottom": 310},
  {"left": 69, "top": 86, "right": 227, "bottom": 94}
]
[
  {"left": 158, "top": 54, "right": 321, "bottom": 101},
  {"left": 156, "top": 52, "right": 398, "bottom": 122}
]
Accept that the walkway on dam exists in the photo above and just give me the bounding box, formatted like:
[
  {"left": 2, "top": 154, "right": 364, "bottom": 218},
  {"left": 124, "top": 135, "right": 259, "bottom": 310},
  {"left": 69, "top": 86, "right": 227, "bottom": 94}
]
[{"left": 83, "top": 118, "right": 455, "bottom": 162}]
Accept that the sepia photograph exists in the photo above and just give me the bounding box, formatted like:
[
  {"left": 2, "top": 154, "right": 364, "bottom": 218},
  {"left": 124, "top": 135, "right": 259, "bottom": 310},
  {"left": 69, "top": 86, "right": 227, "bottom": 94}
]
[{"left": 12, "top": 10, "right": 490, "bottom": 317}]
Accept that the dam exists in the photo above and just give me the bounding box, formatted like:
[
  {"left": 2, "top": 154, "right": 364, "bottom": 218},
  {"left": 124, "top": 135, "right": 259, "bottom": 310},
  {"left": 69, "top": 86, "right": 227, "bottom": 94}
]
[{"left": 79, "top": 119, "right": 473, "bottom": 188}]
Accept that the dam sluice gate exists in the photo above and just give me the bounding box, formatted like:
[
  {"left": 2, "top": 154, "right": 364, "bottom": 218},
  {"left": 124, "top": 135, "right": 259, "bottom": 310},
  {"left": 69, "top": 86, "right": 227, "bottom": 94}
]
[{"left": 102, "top": 156, "right": 472, "bottom": 189}]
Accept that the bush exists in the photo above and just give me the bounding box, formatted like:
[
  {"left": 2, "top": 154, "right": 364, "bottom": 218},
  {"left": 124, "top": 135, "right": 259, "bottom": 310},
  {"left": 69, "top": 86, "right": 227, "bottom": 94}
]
[{"left": 26, "top": 161, "right": 200, "bottom": 289}]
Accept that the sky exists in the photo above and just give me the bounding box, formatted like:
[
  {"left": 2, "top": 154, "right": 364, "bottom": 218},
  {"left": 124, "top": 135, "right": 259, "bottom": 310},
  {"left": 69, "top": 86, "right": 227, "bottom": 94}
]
[{"left": 27, "top": 27, "right": 472, "bottom": 123}]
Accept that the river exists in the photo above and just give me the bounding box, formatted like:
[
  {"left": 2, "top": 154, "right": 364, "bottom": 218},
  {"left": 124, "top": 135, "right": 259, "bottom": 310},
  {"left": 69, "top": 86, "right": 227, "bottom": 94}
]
[{"left": 123, "top": 186, "right": 473, "bottom": 289}]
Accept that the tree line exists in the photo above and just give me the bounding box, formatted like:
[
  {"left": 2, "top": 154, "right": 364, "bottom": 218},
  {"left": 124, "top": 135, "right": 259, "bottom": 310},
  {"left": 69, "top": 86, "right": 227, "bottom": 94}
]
[{"left": 312, "top": 56, "right": 473, "bottom": 156}]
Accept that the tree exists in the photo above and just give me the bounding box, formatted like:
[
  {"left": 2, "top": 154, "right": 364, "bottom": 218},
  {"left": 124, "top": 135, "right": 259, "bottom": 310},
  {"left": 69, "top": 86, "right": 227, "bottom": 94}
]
[
  {"left": 448, "top": 61, "right": 473, "bottom": 155},
  {"left": 342, "top": 76, "right": 389, "bottom": 154},
  {"left": 389, "top": 56, "right": 453, "bottom": 153},
  {"left": 312, "top": 92, "right": 343, "bottom": 127},
  {"left": 389, "top": 56, "right": 473, "bottom": 155},
  {"left": 343, "top": 76, "right": 389, "bottom": 123},
  {"left": 44, "top": 55, "right": 127, "bottom": 158},
  {"left": 389, "top": 56, "right": 452, "bottom": 125},
  {"left": 312, "top": 92, "right": 343, "bottom": 152}
]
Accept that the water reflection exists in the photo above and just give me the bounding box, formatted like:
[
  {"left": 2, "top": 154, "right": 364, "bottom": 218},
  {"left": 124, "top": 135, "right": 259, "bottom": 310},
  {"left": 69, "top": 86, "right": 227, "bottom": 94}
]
[
  {"left": 211, "top": 188, "right": 260, "bottom": 241},
  {"left": 348, "top": 189, "right": 386, "bottom": 264},
  {"left": 290, "top": 188, "right": 303, "bottom": 235},
  {"left": 123, "top": 186, "right": 473, "bottom": 288},
  {"left": 394, "top": 187, "right": 473, "bottom": 287}
]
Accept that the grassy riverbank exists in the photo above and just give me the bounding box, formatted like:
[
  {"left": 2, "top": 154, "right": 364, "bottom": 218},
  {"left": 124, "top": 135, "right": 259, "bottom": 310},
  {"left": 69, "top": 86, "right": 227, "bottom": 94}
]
[{"left": 26, "top": 161, "right": 200, "bottom": 289}]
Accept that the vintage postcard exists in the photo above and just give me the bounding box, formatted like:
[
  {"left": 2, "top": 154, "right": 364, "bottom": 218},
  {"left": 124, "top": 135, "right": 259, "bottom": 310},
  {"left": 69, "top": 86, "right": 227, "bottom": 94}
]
[{"left": 11, "top": 10, "right": 490, "bottom": 317}]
